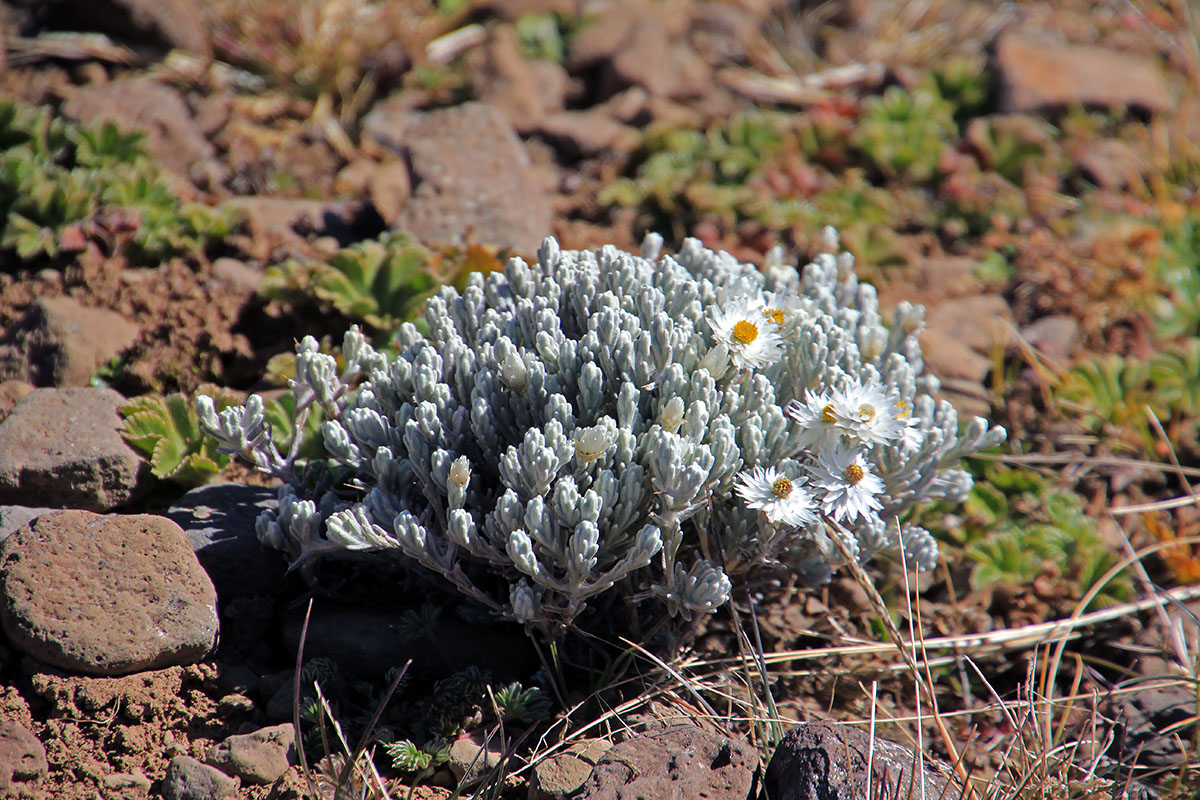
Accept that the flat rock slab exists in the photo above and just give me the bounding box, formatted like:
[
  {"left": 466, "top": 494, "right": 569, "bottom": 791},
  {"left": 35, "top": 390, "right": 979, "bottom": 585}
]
[
  {"left": 167, "top": 483, "right": 285, "bottom": 604},
  {"left": 579, "top": 725, "right": 758, "bottom": 800},
  {"left": 763, "top": 721, "right": 961, "bottom": 800},
  {"left": 995, "top": 30, "right": 1170, "bottom": 115},
  {"left": 0, "top": 510, "right": 218, "bottom": 676},
  {"left": 0, "top": 387, "right": 148, "bottom": 511},
  {"left": 0, "top": 296, "right": 141, "bottom": 387},
  {"left": 362, "top": 102, "right": 552, "bottom": 254}
]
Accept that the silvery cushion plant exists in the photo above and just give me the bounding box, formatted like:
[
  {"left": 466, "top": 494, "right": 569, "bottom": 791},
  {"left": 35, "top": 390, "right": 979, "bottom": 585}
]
[{"left": 198, "top": 227, "right": 1005, "bottom": 640}]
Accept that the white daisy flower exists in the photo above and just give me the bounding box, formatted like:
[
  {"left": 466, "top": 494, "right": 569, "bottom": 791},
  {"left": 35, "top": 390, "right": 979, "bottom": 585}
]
[
  {"left": 786, "top": 389, "right": 843, "bottom": 451},
  {"left": 734, "top": 466, "right": 817, "bottom": 528},
  {"left": 828, "top": 378, "right": 906, "bottom": 447},
  {"left": 893, "top": 399, "right": 924, "bottom": 450},
  {"left": 708, "top": 298, "right": 783, "bottom": 371},
  {"left": 759, "top": 291, "right": 805, "bottom": 334},
  {"left": 806, "top": 440, "right": 885, "bottom": 523}
]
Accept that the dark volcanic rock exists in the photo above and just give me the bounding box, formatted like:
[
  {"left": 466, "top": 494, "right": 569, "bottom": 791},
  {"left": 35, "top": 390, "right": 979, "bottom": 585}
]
[{"left": 763, "top": 721, "right": 961, "bottom": 800}]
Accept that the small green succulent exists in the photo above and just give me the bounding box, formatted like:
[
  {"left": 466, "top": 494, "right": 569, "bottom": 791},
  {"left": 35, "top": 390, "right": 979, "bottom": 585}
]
[
  {"left": 0, "top": 99, "right": 236, "bottom": 267},
  {"left": 260, "top": 231, "right": 438, "bottom": 330},
  {"left": 853, "top": 85, "right": 957, "bottom": 183},
  {"left": 931, "top": 462, "right": 1130, "bottom": 610},
  {"left": 119, "top": 386, "right": 242, "bottom": 486}
]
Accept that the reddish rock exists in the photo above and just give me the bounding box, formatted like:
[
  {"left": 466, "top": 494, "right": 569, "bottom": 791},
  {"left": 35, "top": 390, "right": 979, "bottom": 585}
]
[
  {"left": 468, "top": 26, "right": 571, "bottom": 133},
  {"left": 0, "top": 387, "right": 148, "bottom": 511},
  {"left": 162, "top": 755, "right": 239, "bottom": 800},
  {"left": 924, "top": 295, "right": 1012, "bottom": 356},
  {"left": 221, "top": 197, "right": 367, "bottom": 261},
  {"left": 0, "top": 296, "right": 140, "bottom": 387},
  {"left": 0, "top": 379, "right": 33, "bottom": 423},
  {"left": 531, "top": 739, "right": 612, "bottom": 800},
  {"left": 580, "top": 725, "right": 757, "bottom": 800},
  {"left": 62, "top": 78, "right": 218, "bottom": 180},
  {"left": 0, "top": 719, "right": 47, "bottom": 795},
  {"left": 536, "top": 110, "right": 641, "bottom": 157},
  {"left": 206, "top": 723, "right": 295, "bottom": 785},
  {"left": 1074, "top": 139, "right": 1148, "bottom": 191},
  {"left": 369, "top": 160, "right": 413, "bottom": 226},
  {"left": 59, "top": 0, "right": 209, "bottom": 54},
  {"left": 362, "top": 103, "right": 553, "bottom": 254},
  {"left": 764, "top": 721, "right": 961, "bottom": 800},
  {"left": 0, "top": 510, "right": 218, "bottom": 676},
  {"left": 994, "top": 30, "right": 1171, "bottom": 115}
]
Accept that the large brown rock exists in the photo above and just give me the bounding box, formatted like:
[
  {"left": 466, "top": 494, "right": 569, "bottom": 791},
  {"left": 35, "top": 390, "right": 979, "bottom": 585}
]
[
  {"left": 0, "top": 297, "right": 140, "bottom": 387},
  {"left": 0, "top": 387, "right": 148, "bottom": 510},
  {"left": 0, "top": 510, "right": 218, "bottom": 676},
  {"left": 361, "top": 102, "right": 553, "bottom": 254},
  {"left": 763, "top": 721, "right": 962, "bottom": 800},
  {"left": 994, "top": 30, "right": 1171, "bottom": 115},
  {"left": 579, "top": 725, "right": 758, "bottom": 800}
]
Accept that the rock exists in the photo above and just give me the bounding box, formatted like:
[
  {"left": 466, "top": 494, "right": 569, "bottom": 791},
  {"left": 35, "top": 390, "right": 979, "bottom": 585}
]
[
  {"left": 361, "top": 102, "right": 553, "bottom": 253},
  {"left": 62, "top": 78, "right": 218, "bottom": 181},
  {"left": 568, "top": 2, "right": 708, "bottom": 99},
  {"left": 447, "top": 728, "right": 505, "bottom": 782},
  {"left": 206, "top": 723, "right": 295, "bottom": 785},
  {"left": 368, "top": 160, "right": 413, "bottom": 227},
  {"left": 1074, "top": 139, "right": 1149, "bottom": 192},
  {"left": 161, "top": 755, "right": 239, "bottom": 800},
  {"left": 875, "top": 256, "right": 982, "bottom": 310},
  {"left": 579, "top": 725, "right": 758, "bottom": 800},
  {"left": 924, "top": 295, "right": 1012, "bottom": 356},
  {"left": 0, "top": 387, "right": 149, "bottom": 511},
  {"left": 0, "top": 379, "right": 33, "bottom": 422},
  {"left": 0, "top": 719, "right": 48, "bottom": 795},
  {"left": 0, "top": 510, "right": 218, "bottom": 676},
  {"left": 222, "top": 197, "right": 376, "bottom": 261},
  {"left": 58, "top": 0, "right": 209, "bottom": 54},
  {"left": 1019, "top": 315, "right": 1079, "bottom": 364},
  {"left": 609, "top": 15, "right": 710, "bottom": 100},
  {"left": 166, "top": 483, "right": 286, "bottom": 604},
  {"left": 0, "top": 506, "right": 53, "bottom": 544},
  {"left": 468, "top": 26, "right": 571, "bottom": 133},
  {"left": 209, "top": 258, "right": 262, "bottom": 295},
  {"left": 1105, "top": 682, "right": 1197, "bottom": 769},
  {"left": 279, "top": 602, "right": 537, "bottom": 681},
  {"left": 763, "top": 721, "right": 962, "bottom": 800},
  {"left": 535, "top": 111, "right": 641, "bottom": 158},
  {"left": 530, "top": 739, "right": 612, "bottom": 800},
  {"left": 104, "top": 770, "right": 153, "bottom": 797},
  {"left": 0, "top": 296, "right": 141, "bottom": 387},
  {"left": 994, "top": 30, "right": 1171, "bottom": 115}
]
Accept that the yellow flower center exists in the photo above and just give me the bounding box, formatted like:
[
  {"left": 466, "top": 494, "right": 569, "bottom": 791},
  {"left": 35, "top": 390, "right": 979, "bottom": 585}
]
[
  {"left": 764, "top": 307, "right": 785, "bottom": 325},
  {"left": 843, "top": 464, "right": 865, "bottom": 484},
  {"left": 732, "top": 319, "right": 759, "bottom": 345},
  {"left": 858, "top": 403, "right": 876, "bottom": 423},
  {"left": 821, "top": 403, "right": 838, "bottom": 423},
  {"left": 894, "top": 400, "right": 910, "bottom": 419},
  {"left": 771, "top": 476, "right": 793, "bottom": 498}
]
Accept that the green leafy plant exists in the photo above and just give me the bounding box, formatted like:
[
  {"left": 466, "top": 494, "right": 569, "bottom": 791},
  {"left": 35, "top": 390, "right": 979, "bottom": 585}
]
[
  {"left": 853, "top": 85, "right": 957, "bottom": 183},
  {"left": 120, "top": 385, "right": 325, "bottom": 487},
  {"left": 1153, "top": 216, "right": 1200, "bottom": 339},
  {"left": 0, "top": 100, "right": 237, "bottom": 267},
  {"left": 119, "top": 386, "right": 242, "bottom": 486},
  {"left": 260, "top": 231, "right": 439, "bottom": 330},
  {"left": 934, "top": 463, "right": 1131, "bottom": 609}
]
